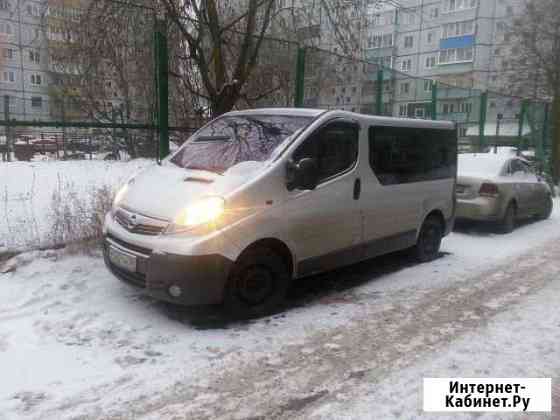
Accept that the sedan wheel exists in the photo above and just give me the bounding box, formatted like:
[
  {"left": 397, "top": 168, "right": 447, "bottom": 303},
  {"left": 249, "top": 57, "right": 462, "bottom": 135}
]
[
  {"left": 498, "top": 202, "right": 516, "bottom": 234},
  {"left": 539, "top": 195, "right": 553, "bottom": 220}
]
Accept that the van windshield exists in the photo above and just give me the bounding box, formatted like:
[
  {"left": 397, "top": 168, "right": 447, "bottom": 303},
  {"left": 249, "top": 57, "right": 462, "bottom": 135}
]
[{"left": 170, "top": 114, "right": 312, "bottom": 174}]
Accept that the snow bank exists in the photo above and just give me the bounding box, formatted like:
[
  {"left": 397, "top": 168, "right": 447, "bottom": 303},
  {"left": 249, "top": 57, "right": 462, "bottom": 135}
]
[{"left": 0, "top": 159, "right": 152, "bottom": 251}]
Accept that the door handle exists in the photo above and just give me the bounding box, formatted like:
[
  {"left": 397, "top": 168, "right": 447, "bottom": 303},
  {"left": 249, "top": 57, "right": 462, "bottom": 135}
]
[{"left": 353, "top": 178, "right": 361, "bottom": 200}]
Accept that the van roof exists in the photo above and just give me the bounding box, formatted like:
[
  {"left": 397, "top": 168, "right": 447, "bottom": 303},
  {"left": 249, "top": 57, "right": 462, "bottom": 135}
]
[
  {"left": 224, "top": 108, "right": 455, "bottom": 129},
  {"left": 225, "top": 108, "right": 325, "bottom": 118}
]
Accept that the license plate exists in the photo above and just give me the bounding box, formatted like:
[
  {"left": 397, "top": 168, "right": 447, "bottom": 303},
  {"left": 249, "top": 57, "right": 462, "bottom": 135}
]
[{"left": 108, "top": 246, "right": 137, "bottom": 272}]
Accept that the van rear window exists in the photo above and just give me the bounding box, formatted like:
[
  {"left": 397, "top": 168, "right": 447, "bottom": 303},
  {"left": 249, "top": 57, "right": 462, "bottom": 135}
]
[{"left": 369, "top": 126, "right": 457, "bottom": 185}]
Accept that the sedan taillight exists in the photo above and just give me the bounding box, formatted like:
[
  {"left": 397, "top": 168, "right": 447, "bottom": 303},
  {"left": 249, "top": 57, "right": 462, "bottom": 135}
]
[{"left": 479, "top": 182, "right": 499, "bottom": 197}]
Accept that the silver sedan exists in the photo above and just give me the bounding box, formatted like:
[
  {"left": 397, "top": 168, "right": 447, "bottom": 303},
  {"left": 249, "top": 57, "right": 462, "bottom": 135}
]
[{"left": 456, "top": 153, "right": 553, "bottom": 233}]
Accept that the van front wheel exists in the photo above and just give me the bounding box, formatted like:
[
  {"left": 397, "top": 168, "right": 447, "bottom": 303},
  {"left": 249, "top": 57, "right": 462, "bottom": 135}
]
[
  {"left": 413, "top": 216, "right": 443, "bottom": 263},
  {"left": 223, "top": 248, "right": 290, "bottom": 319}
]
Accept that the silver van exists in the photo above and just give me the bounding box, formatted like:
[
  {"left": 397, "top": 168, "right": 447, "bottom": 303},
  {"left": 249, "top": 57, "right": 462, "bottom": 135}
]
[{"left": 103, "top": 109, "right": 457, "bottom": 316}]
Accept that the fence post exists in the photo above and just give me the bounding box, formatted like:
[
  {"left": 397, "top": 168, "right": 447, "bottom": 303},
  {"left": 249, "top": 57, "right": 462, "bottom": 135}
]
[
  {"left": 539, "top": 103, "right": 549, "bottom": 167},
  {"left": 517, "top": 99, "right": 528, "bottom": 153},
  {"left": 375, "top": 68, "right": 383, "bottom": 115},
  {"left": 431, "top": 81, "right": 437, "bottom": 120},
  {"left": 154, "top": 18, "right": 169, "bottom": 159},
  {"left": 294, "top": 47, "right": 306, "bottom": 108},
  {"left": 4, "top": 95, "right": 11, "bottom": 162},
  {"left": 61, "top": 97, "right": 67, "bottom": 157},
  {"left": 478, "top": 91, "right": 488, "bottom": 152}
]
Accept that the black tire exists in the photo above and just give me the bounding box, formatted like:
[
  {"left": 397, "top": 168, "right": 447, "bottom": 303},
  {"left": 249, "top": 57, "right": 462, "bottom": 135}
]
[
  {"left": 223, "top": 248, "right": 290, "bottom": 319},
  {"left": 539, "top": 195, "right": 553, "bottom": 220},
  {"left": 413, "top": 215, "right": 443, "bottom": 263},
  {"left": 498, "top": 202, "right": 516, "bottom": 234}
]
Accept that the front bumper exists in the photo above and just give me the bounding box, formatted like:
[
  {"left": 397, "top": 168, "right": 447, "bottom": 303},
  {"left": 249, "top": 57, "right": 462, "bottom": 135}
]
[
  {"left": 456, "top": 196, "right": 503, "bottom": 222},
  {"left": 103, "top": 235, "right": 233, "bottom": 306}
]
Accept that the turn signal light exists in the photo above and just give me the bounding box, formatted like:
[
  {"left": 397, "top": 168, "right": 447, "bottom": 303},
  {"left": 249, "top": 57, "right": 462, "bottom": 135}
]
[{"left": 479, "top": 182, "right": 499, "bottom": 197}]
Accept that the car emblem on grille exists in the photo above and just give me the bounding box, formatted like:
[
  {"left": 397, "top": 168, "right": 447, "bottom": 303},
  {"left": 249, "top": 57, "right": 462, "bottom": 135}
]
[{"left": 127, "top": 213, "right": 139, "bottom": 229}]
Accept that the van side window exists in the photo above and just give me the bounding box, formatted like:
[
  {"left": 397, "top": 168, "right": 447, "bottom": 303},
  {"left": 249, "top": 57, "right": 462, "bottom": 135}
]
[
  {"left": 369, "top": 126, "right": 456, "bottom": 185},
  {"left": 293, "top": 121, "right": 359, "bottom": 182}
]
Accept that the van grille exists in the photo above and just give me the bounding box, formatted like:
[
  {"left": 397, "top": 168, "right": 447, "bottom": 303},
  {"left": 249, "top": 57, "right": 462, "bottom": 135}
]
[{"left": 114, "top": 208, "right": 168, "bottom": 236}]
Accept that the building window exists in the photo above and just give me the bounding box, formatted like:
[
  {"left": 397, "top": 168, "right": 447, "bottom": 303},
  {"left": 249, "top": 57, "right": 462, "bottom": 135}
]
[
  {"left": 26, "top": 4, "right": 39, "bottom": 16},
  {"left": 442, "top": 103, "right": 455, "bottom": 114},
  {"left": 401, "top": 9, "right": 416, "bottom": 25},
  {"left": 424, "top": 80, "right": 434, "bottom": 92},
  {"left": 459, "top": 102, "right": 472, "bottom": 114},
  {"left": 439, "top": 47, "right": 474, "bottom": 64},
  {"left": 30, "top": 74, "right": 42, "bottom": 85},
  {"left": 0, "top": 22, "right": 12, "bottom": 35},
  {"left": 404, "top": 35, "right": 414, "bottom": 48},
  {"left": 368, "top": 33, "right": 393, "bottom": 49},
  {"left": 442, "top": 20, "right": 475, "bottom": 38},
  {"left": 399, "top": 104, "right": 408, "bottom": 117},
  {"left": 401, "top": 59, "right": 412, "bottom": 72},
  {"left": 425, "top": 55, "right": 437, "bottom": 69},
  {"left": 29, "top": 51, "right": 40, "bottom": 64},
  {"left": 3, "top": 48, "right": 14, "bottom": 59},
  {"left": 427, "top": 30, "right": 438, "bottom": 44},
  {"left": 400, "top": 82, "right": 410, "bottom": 94},
  {"left": 31, "top": 97, "right": 42, "bottom": 108},
  {"left": 442, "top": 0, "right": 477, "bottom": 13},
  {"left": 2, "top": 71, "right": 15, "bottom": 83},
  {"left": 429, "top": 7, "right": 439, "bottom": 19},
  {"left": 0, "top": 0, "right": 10, "bottom": 10}
]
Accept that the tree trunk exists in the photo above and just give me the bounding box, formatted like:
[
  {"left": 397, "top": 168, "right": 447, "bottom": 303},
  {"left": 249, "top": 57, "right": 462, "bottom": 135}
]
[{"left": 553, "top": 92, "right": 560, "bottom": 185}]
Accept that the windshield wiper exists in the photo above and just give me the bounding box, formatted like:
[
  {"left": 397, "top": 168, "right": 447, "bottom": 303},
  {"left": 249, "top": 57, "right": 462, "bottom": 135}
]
[
  {"left": 194, "top": 135, "right": 231, "bottom": 143},
  {"left": 184, "top": 165, "right": 224, "bottom": 175}
]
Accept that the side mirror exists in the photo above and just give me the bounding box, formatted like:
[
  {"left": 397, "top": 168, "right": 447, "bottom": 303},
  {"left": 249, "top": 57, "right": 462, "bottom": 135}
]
[{"left": 287, "top": 158, "right": 319, "bottom": 191}]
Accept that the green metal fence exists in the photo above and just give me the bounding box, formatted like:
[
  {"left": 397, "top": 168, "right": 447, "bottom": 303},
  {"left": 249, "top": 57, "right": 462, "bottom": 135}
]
[
  {"left": 0, "top": 4, "right": 552, "bottom": 173},
  {"left": 290, "top": 45, "right": 551, "bottom": 172},
  {"left": 0, "top": 1, "right": 179, "bottom": 163}
]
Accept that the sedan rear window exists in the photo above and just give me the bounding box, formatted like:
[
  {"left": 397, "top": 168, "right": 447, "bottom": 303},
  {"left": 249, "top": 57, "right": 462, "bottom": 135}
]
[{"left": 458, "top": 155, "right": 506, "bottom": 177}]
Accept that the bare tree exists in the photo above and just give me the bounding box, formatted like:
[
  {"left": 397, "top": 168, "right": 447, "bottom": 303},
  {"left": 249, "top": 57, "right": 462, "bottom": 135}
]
[
  {"left": 508, "top": 0, "right": 560, "bottom": 182},
  {"left": 48, "top": 0, "right": 167, "bottom": 157},
  {"left": 161, "top": 0, "right": 281, "bottom": 118}
]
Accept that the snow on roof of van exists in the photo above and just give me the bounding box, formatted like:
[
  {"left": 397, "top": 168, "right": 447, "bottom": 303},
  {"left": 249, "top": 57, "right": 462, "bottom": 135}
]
[
  {"left": 225, "top": 108, "right": 325, "bottom": 118},
  {"left": 225, "top": 108, "right": 455, "bottom": 128}
]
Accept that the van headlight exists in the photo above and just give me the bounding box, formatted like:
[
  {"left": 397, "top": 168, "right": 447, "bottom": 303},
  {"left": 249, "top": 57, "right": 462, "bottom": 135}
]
[
  {"left": 166, "top": 196, "right": 225, "bottom": 234},
  {"left": 110, "top": 183, "right": 129, "bottom": 218},
  {"left": 113, "top": 183, "right": 129, "bottom": 208}
]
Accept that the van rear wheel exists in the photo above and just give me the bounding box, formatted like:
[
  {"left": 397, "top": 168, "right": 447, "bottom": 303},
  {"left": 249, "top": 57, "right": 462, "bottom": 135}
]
[
  {"left": 413, "top": 216, "right": 443, "bottom": 263},
  {"left": 223, "top": 248, "right": 290, "bottom": 319}
]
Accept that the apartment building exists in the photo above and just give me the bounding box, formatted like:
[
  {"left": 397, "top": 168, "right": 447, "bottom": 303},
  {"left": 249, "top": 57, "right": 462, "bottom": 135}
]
[
  {"left": 286, "top": 0, "right": 525, "bottom": 138},
  {"left": 0, "top": 0, "right": 50, "bottom": 122},
  {"left": 364, "top": 0, "right": 524, "bottom": 124}
]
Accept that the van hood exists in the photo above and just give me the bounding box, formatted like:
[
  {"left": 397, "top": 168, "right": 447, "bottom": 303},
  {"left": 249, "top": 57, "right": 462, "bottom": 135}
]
[{"left": 119, "top": 161, "right": 266, "bottom": 221}]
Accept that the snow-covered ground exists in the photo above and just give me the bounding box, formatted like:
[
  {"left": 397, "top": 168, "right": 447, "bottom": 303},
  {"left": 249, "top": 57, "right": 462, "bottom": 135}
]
[
  {"left": 0, "top": 160, "right": 152, "bottom": 251},
  {"left": 0, "top": 200, "right": 559, "bottom": 419}
]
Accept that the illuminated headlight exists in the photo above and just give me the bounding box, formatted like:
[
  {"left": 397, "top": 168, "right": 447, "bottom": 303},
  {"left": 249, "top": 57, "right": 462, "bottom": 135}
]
[
  {"left": 114, "top": 183, "right": 129, "bottom": 207},
  {"left": 166, "top": 196, "right": 225, "bottom": 234},
  {"left": 111, "top": 183, "right": 129, "bottom": 218}
]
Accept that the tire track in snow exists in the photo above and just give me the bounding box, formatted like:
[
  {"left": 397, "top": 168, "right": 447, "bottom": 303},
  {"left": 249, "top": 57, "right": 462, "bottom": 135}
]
[{"left": 59, "top": 238, "right": 560, "bottom": 420}]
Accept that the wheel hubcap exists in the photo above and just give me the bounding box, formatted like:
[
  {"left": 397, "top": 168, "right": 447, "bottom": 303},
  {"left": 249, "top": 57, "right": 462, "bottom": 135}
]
[
  {"left": 423, "top": 225, "right": 440, "bottom": 254},
  {"left": 237, "top": 266, "right": 274, "bottom": 306}
]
